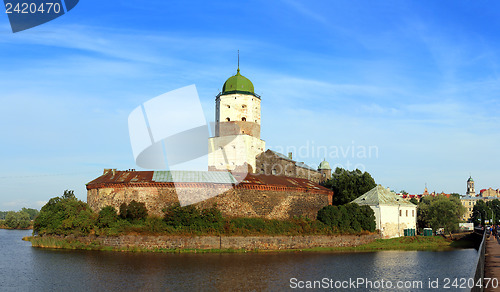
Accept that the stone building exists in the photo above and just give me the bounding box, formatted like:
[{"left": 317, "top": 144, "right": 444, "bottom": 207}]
[
  {"left": 466, "top": 176, "right": 476, "bottom": 197},
  {"left": 255, "top": 150, "right": 329, "bottom": 184},
  {"left": 87, "top": 63, "right": 334, "bottom": 218},
  {"left": 87, "top": 169, "right": 333, "bottom": 220},
  {"left": 208, "top": 67, "right": 265, "bottom": 173},
  {"left": 353, "top": 185, "right": 417, "bottom": 238}
]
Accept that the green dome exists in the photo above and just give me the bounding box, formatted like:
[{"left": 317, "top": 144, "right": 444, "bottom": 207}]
[
  {"left": 318, "top": 160, "right": 331, "bottom": 170},
  {"left": 468, "top": 176, "right": 474, "bottom": 182},
  {"left": 221, "top": 69, "right": 256, "bottom": 96}
]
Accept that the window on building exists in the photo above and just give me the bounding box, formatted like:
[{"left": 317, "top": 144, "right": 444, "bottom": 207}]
[
  {"left": 272, "top": 169, "right": 277, "bottom": 175},
  {"left": 242, "top": 105, "right": 246, "bottom": 108},
  {"left": 226, "top": 117, "right": 230, "bottom": 121},
  {"left": 400, "top": 210, "right": 402, "bottom": 216},
  {"left": 242, "top": 117, "right": 246, "bottom": 121},
  {"left": 406, "top": 210, "right": 408, "bottom": 217},
  {"left": 412, "top": 210, "right": 415, "bottom": 217}
]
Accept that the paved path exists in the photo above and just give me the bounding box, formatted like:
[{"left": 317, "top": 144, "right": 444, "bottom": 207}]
[{"left": 484, "top": 234, "right": 500, "bottom": 291}]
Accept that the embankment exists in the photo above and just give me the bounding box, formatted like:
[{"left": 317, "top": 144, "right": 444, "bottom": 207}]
[{"left": 28, "top": 234, "right": 381, "bottom": 252}]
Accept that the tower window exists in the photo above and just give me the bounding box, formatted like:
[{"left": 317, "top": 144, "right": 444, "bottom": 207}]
[
  {"left": 226, "top": 117, "right": 230, "bottom": 121},
  {"left": 242, "top": 105, "right": 247, "bottom": 108},
  {"left": 242, "top": 117, "right": 246, "bottom": 121},
  {"left": 226, "top": 105, "right": 230, "bottom": 108}
]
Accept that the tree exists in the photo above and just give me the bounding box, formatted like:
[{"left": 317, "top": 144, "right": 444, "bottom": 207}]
[
  {"left": 323, "top": 168, "right": 377, "bottom": 205},
  {"left": 317, "top": 203, "right": 375, "bottom": 232},
  {"left": 97, "top": 206, "right": 119, "bottom": 228},
  {"left": 409, "top": 198, "right": 419, "bottom": 205},
  {"left": 34, "top": 190, "right": 97, "bottom": 235},
  {"left": 5, "top": 211, "right": 31, "bottom": 229},
  {"left": 418, "top": 195, "right": 465, "bottom": 236},
  {"left": 21, "top": 208, "right": 39, "bottom": 220},
  {"left": 472, "top": 200, "right": 489, "bottom": 226}
]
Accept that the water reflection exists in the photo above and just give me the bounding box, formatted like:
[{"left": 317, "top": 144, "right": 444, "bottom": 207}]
[{"left": 1, "top": 230, "right": 479, "bottom": 291}]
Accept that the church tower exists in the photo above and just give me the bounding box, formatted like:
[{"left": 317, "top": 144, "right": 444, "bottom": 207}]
[
  {"left": 318, "top": 159, "right": 331, "bottom": 183},
  {"left": 466, "top": 176, "right": 476, "bottom": 197},
  {"left": 208, "top": 65, "right": 265, "bottom": 172}
]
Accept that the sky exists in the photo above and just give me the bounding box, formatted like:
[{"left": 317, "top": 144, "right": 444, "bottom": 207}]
[{"left": 1, "top": 0, "right": 500, "bottom": 210}]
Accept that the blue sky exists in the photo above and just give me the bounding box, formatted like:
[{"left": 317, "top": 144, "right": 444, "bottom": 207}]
[{"left": 1, "top": 0, "right": 500, "bottom": 209}]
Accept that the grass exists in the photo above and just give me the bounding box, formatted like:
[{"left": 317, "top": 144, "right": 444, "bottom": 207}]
[{"left": 25, "top": 234, "right": 474, "bottom": 254}]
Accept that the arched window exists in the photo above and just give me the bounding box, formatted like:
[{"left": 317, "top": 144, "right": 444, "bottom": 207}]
[
  {"left": 226, "top": 117, "right": 230, "bottom": 121},
  {"left": 226, "top": 105, "right": 230, "bottom": 108},
  {"left": 242, "top": 104, "right": 247, "bottom": 108},
  {"left": 242, "top": 117, "right": 246, "bottom": 121}
]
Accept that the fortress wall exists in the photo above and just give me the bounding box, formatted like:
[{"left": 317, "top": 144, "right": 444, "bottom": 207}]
[
  {"left": 87, "top": 184, "right": 330, "bottom": 220},
  {"left": 51, "top": 234, "right": 381, "bottom": 251}
]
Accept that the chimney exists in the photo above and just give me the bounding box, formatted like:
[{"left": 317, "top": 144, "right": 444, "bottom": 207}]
[{"left": 288, "top": 152, "right": 293, "bottom": 160}]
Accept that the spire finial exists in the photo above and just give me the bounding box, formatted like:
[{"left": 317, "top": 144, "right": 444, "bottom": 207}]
[{"left": 237, "top": 50, "right": 240, "bottom": 74}]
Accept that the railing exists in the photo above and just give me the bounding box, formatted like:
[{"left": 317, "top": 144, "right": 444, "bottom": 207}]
[{"left": 471, "top": 230, "right": 486, "bottom": 292}]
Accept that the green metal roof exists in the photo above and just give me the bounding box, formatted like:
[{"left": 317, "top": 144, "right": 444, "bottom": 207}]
[
  {"left": 221, "top": 68, "right": 256, "bottom": 96},
  {"left": 468, "top": 176, "right": 474, "bottom": 182},
  {"left": 352, "top": 185, "right": 416, "bottom": 207},
  {"left": 152, "top": 171, "right": 237, "bottom": 184},
  {"left": 318, "top": 160, "right": 331, "bottom": 170}
]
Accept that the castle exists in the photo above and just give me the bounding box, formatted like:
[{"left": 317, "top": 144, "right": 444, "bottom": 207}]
[{"left": 87, "top": 65, "right": 333, "bottom": 219}]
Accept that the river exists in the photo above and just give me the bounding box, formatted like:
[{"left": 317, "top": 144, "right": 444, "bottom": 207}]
[{"left": 0, "top": 229, "right": 480, "bottom": 291}]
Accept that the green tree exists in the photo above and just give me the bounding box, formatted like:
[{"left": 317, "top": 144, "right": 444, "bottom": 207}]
[
  {"left": 5, "top": 211, "right": 31, "bottom": 229},
  {"left": 34, "top": 190, "right": 97, "bottom": 235},
  {"left": 324, "top": 168, "right": 377, "bottom": 205},
  {"left": 472, "top": 200, "right": 489, "bottom": 226},
  {"left": 21, "top": 207, "right": 39, "bottom": 220},
  {"left": 427, "top": 195, "right": 466, "bottom": 236},
  {"left": 409, "top": 197, "right": 419, "bottom": 205},
  {"left": 97, "top": 206, "right": 119, "bottom": 228},
  {"left": 118, "top": 201, "right": 148, "bottom": 221},
  {"left": 317, "top": 203, "right": 375, "bottom": 232}
]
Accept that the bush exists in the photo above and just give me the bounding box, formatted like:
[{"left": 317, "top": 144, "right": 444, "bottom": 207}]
[
  {"left": 163, "top": 203, "right": 223, "bottom": 232},
  {"left": 119, "top": 201, "right": 148, "bottom": 221},
  {"left": 317, "top": 203, "right": 375, "bottom": 232}
]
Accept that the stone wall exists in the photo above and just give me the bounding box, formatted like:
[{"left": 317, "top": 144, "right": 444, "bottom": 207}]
[
  {"left": 87, "top": 184, "right": 330, "bottom": 220},
  {"left": 59, "top": 234, "right": 381, "bottom": 251},
  {"left": 256, "top": 150, "right": 323, "bottom": 183}
]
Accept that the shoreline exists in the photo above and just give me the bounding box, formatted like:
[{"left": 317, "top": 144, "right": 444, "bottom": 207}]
[{"left": 23, "top": 233, "right": 475, "bottom": 254}]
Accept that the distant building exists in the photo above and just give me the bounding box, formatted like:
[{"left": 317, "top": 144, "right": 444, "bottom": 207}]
[
  {"left": 353, "top": 185, "right": 417, "bottom": 238},
  {"left": 466, "top": 176, "right": 476, "bottom": 197},
  {"left": 480, "top": 188, "right": 500, "bottom": 198}
]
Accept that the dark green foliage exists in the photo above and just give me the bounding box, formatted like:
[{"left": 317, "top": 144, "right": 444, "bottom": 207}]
[
  {"left": 418, "top": 195, "right": 465, "bottom": 234},
  {"left": 97, "top": 206, "right": 118, "bottom": 228},
  {"left": 317, "top": 203, "right": 376, "bottom": 232},
  {"left": 5, "top": 211, "right": 31, "bottom": 229},
  {"left": 472, "top": 199, "right": 500, "bottom": 226},
  {"left": 409, "top": 198, "right": 419, "bottom": 205},
  {"left": 118, "top": 201, "right": 148, "bottom": 221},
  {"left": 21, "top": 208, "right": 39, "bottom": 220},
  {"left": 33, "top": 190, "right": 97, "bottom": 235},
  {"left": 119, "top": 203, "right": 128, "bottom": 219},
  {"left": 126, "top": 200, "right": 148, "bottom": 221},
  {"left": 163, "top": 204, "right": 223, "bottom": 231},
  {"left": 324, "top": 168, "right": 377, "bottom": 205},
  {"left": 0, "top": 211, "right": 7, "bottom": 220}
]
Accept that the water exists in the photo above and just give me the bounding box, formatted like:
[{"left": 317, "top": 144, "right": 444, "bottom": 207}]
[{"left": 1, "top": 229, "right": 479, "bottom": 291}]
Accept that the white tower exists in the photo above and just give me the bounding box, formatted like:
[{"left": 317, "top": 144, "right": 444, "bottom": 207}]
[{"left": 208, "top": 66, "right": 265, "bottom": 172}]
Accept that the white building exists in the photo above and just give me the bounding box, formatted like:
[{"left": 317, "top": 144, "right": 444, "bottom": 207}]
[
  {"left": 208, "top": 67, "right": 265, "bottom": 172},
  {"left": 353, "top": 185, "right": 417, "bottom": 238}
]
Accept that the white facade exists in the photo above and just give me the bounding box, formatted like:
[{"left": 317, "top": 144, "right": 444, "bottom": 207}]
[
  {"left": 208, "top": 75, "right": 265, "bottom": 172},
  {"left": 208, "top": 134, "right": 265, "bottom": 172},
  {"left": 353, "top": 185, "right": 417, "bottom": 239}
]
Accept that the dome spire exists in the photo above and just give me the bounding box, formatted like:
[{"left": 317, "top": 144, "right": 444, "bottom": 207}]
[{"left": 237, "top": 50, "right": 240, "bottom": 74}]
